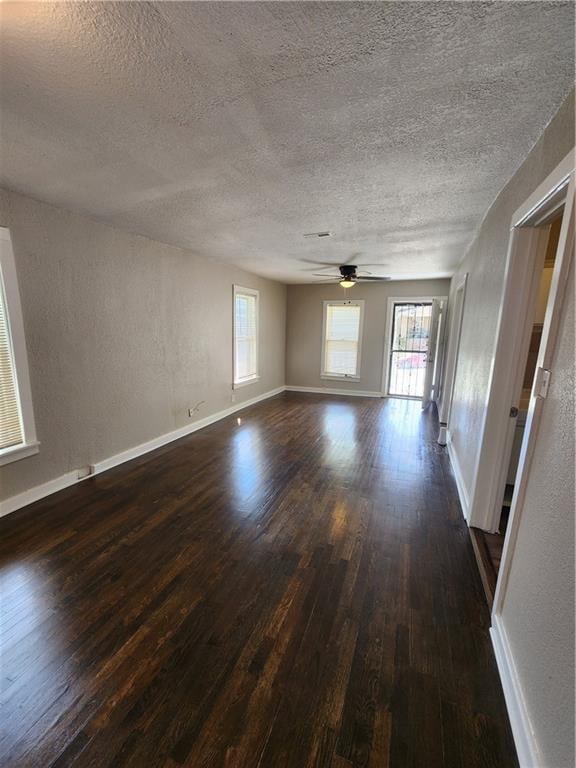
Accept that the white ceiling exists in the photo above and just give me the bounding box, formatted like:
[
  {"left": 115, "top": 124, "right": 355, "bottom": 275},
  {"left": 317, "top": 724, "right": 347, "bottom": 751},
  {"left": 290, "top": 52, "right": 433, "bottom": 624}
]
[{"left": 0, "top": 2, "right": 574, "bottom": 283}]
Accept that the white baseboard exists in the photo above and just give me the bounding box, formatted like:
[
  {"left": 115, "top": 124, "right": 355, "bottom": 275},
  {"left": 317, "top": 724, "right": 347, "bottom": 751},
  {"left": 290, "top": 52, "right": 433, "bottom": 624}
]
[
  {"left": 91, "top": 386, "right": 285, "bottom": 475},
  {"left": 446, "top": 432, "right": 470, "bottom": 520},
  {"left": 285, "top": 385, "right": 382, "bottom": 398},
  {"left": 490, "top": 614, "right": 542, "bottom": 767},
  {"left": 0, "top": 470, "right": 83, "bottom": 518},
  {"left": 0, "top": 386, "right": 285, "bottom": 519}
]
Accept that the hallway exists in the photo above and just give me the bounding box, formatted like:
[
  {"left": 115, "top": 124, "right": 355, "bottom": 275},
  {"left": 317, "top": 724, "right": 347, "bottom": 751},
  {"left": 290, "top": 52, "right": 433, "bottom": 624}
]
[{"left": 0, "top": 393, "right": 517, "bottom": 767}]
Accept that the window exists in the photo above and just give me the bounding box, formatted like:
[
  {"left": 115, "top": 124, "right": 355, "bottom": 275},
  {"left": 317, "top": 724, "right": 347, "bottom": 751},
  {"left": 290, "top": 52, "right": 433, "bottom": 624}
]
[
  {"left": 233, "top": 286, "right": 259, "bottom": 387},
  {"left": 321, "top": 300, "right": 364, "bottom": 380},
  {"left": 0, "top": 228, "right": 38, "bottom": 466}
]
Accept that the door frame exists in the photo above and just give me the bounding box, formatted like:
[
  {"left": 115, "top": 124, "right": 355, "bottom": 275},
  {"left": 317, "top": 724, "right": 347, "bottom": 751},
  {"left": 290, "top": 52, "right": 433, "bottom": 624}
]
[
  {"left": 467, "top": 149, "right": 575, "bottom": 533},
  {"left": 492, "top": 154, "right": 574, "bottom": 616},
  {"left": 381, "top": 295, "right": 448, "bottom": 399},
  {"left": 439, "top": 273, "right": 468, "bottom": 425}
]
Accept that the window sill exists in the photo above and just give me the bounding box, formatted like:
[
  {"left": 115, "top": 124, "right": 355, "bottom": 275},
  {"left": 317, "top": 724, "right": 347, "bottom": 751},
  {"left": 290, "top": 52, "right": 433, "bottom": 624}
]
[
  {"left": 233, "top": 376, "right": 260, "bottom": 390},
  {"left": 0, "top": 441, "right": 40, "bottom": 467},
  {"left": 320, "top": 374, "right": 360, "bottom": 382}
]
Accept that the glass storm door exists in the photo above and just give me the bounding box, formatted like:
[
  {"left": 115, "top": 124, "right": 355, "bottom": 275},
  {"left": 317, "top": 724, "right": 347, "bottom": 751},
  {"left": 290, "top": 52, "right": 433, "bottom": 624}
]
[
  {"left": 421, "top": 298, "right": 444, "bottom": 408},
  {"left": 387, "top": 302, "right": 433, "bottom": 398}
]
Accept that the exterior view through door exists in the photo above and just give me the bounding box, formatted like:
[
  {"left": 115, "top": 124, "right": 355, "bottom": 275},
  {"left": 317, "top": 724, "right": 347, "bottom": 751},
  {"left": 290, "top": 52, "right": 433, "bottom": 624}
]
[{"left": 387, "top": 302, "right": 432, "bottom": 398}]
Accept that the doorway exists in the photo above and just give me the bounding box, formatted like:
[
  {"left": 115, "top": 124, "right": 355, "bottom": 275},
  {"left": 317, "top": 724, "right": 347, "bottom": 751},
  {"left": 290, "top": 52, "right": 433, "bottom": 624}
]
[
  {"left": 388, "top": 302, "right": 431, "bottom": 398},
  {"left": 470, "top": 214, "right": 563, "bottom": 603},
  {"left": 383, "top": 297, "right": 447, "bottom": 402},
  {"left": 463, "top": 150, "right": 574, "bottom": 625},
  {"left": 468, "top": 153, "right": 574, "bottom": 534}
]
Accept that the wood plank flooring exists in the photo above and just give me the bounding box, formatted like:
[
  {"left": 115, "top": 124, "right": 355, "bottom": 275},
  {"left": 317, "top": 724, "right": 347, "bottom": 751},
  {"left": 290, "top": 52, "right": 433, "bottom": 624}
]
[{"left": 0, "top": 393, "right": 518, "bottom": 767}]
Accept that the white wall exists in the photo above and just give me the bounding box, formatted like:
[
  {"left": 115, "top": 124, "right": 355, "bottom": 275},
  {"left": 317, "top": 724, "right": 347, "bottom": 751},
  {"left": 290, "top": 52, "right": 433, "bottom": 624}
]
[
  {"left": 0, "top": 188, "right": 286, "bottom": 502},
  {"left": 447, "top": 89, "right": 574, "bottom": 767}
]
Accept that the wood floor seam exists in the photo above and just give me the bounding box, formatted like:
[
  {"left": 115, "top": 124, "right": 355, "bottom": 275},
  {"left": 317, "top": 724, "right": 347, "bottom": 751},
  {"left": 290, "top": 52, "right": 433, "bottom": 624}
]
[{"left": 0, "top": 393, "right": 518, "bottom": 767}]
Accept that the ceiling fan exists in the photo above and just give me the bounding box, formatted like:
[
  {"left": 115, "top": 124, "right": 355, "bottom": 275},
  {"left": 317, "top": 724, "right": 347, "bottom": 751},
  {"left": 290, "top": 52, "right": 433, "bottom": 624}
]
[{"left": 312, "top": 264, "right": 391, "bottom": 288}]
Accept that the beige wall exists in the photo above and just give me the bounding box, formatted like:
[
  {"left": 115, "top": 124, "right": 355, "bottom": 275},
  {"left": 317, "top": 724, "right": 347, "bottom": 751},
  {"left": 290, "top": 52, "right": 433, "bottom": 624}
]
[
  {"left": 448, "top": 89, "right": 574, "bottom": 767},
  {"left": 448, "top": 90, "right": 574, "bottom": 497},
  {"left": 0, "top": 188, "right": 286, "bottom": 501},
  {"left": 286, "top": 279, "right": 450, "bottom": 393},
  {"left": 502, "top": 258, "right": 574, "bottom": 768}
]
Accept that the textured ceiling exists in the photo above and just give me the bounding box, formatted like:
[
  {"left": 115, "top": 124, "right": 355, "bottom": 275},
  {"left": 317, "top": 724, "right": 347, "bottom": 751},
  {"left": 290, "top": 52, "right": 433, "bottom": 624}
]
[{"left": 0, "top": 2, "right": 574, "bottom": 283}]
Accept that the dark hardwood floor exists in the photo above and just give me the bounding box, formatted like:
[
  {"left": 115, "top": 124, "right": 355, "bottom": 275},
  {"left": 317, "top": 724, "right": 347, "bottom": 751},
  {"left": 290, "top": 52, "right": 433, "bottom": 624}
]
[{"left": 0, "top": 393, "right": 518, "bottom": 767}]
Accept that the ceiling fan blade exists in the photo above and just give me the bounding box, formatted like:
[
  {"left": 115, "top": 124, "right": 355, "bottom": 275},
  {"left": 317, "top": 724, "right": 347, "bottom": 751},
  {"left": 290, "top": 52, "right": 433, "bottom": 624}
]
[
  {"left": 299, "top": 258, "right": 342, "bottom": 268},
  {"left": 355, "top": 276, "right": 391, "bottom": 281},
  {"left": 311, "top": 273, "right": 338, "bottom": 278}
]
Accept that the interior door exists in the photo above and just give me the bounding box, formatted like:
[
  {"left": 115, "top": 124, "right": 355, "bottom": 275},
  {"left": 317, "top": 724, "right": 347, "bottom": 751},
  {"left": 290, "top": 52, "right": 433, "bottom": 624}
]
[{"left": 422, "top": 298, "right": 442, "bottom": 408}]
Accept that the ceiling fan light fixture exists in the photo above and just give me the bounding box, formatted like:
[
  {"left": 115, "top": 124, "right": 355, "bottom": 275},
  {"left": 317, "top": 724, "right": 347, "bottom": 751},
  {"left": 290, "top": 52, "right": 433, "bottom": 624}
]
[{"left": 339, "top": 278, "right": 356, "bottom": 288}]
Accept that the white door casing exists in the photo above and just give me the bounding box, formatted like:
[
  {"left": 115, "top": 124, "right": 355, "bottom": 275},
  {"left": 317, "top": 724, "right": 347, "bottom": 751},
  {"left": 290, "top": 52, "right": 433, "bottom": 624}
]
[
  {"left": 422, "top": 298, "right": 443, "bottom": 408},
  {"left": 493, "top": 156, "right": 574, "bottom": 610},
  {"left": 466, "top": 150, "right": 574, "bottom": 533}
]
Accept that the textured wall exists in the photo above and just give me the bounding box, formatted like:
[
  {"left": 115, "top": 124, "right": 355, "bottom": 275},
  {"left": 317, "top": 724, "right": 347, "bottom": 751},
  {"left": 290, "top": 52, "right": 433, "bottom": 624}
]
[
  {"left": 447, "top": 89, "right": 575, "bottom": 767},
  {"left": 448, "top": 90, "right": 574, "bottom": 496},
  {"left": 0, "top": 189, "right": 286, "bottom": 501},
  {"left": 502, "top": 259, "right": 574, "bottom": 768},
  {"left": 286, "top": 279, "right": 450, "bottom": 393}
]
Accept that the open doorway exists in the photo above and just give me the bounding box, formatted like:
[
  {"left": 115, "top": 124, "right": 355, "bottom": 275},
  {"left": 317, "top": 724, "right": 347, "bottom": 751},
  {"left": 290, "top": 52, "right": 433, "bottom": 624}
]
[
  {"left": 383, "top": 297, "right": 447, "bottom": 402},
  {"left": 471, "top": 215, "right": 563, "bottom": 602}
]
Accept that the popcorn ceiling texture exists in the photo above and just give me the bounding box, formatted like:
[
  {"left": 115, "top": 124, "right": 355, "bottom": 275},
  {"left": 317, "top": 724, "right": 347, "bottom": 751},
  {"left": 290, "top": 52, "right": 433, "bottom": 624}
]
[{"left": 0, "top": 1, "right": 574, "bottom": 282}]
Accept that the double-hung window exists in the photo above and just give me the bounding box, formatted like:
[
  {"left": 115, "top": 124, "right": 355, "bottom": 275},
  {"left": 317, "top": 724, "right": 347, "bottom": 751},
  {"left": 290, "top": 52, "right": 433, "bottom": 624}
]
[
  {"left": 0, "top": 228, "right": 38, "bottom": 465},
  {"left": 321, "top": 300, "right": 364, "bottom": 380},
  {"left": 233, "top": 286, "right": 259, "bottom": 387}
]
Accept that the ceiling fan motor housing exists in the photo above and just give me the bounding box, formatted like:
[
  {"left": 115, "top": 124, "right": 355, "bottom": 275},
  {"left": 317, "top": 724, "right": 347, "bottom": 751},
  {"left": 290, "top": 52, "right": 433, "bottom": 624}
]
[{"left": 339, "top": 265, "right": 357, "bottom": 278}]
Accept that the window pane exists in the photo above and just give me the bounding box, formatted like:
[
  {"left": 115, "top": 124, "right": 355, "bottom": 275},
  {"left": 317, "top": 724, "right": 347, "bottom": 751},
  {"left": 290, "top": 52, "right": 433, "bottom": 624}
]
[
  {"left": 325, "top": 340, "right": 358, "bottom": 375},
  {"left": 234, "top": 290, "right": 258, "bottom": 382},
  {"left": 326, "top": 304, "right": 361, "bottom": 341},
  {"left": 392, "top": 304, "right": 432, "bottom": 352},
  {"left": 323, "top": 304, "right": 361, "bottom": 376},
  {"left": 0, "top": 270, "right": 24, "bottom": 450}
]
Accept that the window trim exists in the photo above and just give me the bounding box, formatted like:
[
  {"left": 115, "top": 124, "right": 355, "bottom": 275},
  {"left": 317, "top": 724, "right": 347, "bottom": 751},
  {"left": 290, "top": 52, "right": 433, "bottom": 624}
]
[
  {"left": 0, "top": 227, "right": 39, "bottom": 466},
  {"left": 233, "top": 285, "right": 260, "bottom": 389},
  {"left": 320, "top": 299, "right": 365, "bottom": 381}
]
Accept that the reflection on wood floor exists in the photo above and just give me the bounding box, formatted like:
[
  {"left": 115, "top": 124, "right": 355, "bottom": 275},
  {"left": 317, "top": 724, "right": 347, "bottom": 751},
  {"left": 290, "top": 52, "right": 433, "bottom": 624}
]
[{"left": 0, "top": 393, "right": 518, "bottom": 767}]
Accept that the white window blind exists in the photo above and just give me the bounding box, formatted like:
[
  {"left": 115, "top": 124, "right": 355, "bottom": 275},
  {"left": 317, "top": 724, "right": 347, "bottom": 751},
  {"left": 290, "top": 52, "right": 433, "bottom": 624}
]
[
  {"left": 0, "top": 267, "right": 24, "bottom": 450},
  {"left": 234, "top": 287, "right": 259, "bottom": 385},
  {"left": 322, "top": 302, "right": 363, "bottom": 378}
]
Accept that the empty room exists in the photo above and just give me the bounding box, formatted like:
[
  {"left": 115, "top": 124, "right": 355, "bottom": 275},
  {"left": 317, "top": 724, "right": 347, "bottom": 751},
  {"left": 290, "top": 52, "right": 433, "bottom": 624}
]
[{"left": 0, "top": 3, "right": 574, "bottom": 767}]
